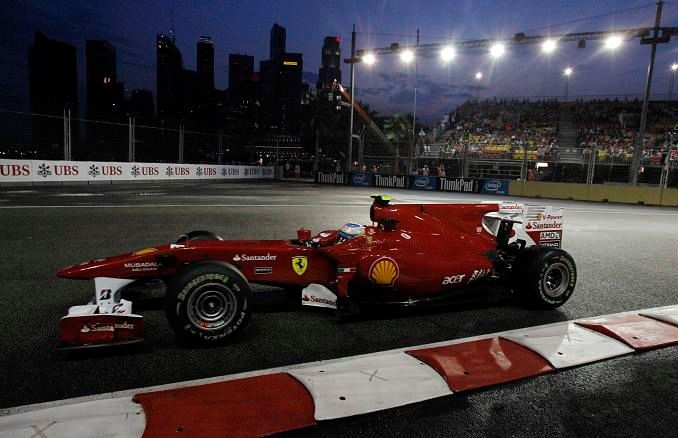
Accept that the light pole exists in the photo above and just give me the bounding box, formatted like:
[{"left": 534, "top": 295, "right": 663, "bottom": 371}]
[
  {"left": 408, "top": 29, "right": 420, "bottom": 175},
  {"left": 474, "top": 72, "right": 482, "bottom": 100},
  {"left": 631, "top": 0, "right": 666, "bottom": 185},
  {"left": 563, "top": 67, "right": 573, "bottom": 101},
  {"left": 347, "top": 24, "right": 357, "bottom": 173},
  {"left": 669, "top": 63, "right": 678, "bottom": 99}
]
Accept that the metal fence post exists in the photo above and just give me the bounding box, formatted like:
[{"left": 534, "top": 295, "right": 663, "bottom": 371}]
[
  {"left": 128, "top": 115, "right": 135, "bottom": 162},
  {"left": 63, "top": 106, "right": 72, "bottom": 160},
  {"left": 178, "top": 121, "right": 184, "bottom": 164},
  {"left": 217, "top": 128, "right": 223, "bottom": 164}
]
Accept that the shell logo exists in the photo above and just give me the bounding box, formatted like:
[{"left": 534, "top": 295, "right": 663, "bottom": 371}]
[{"left": 369, "top": 257, "right": 399, "bottom": 287}]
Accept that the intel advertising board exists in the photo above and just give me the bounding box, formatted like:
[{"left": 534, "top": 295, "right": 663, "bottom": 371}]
[
  {"left": 481, "top": 179, "right": 510, "bottom": 196},
  {"left": 438, "top": 177, "right": 480, "bottom": 193},
  {"left": 315, "top": 171, "right": 345, "bottom": 185},
  {"left": 373, "top": 174, "right": 408, "bottom": 189},
  {"left": 350, "top": 172, "right": 373, "bottom": 186},
  {"left": 410, "top": 175, "right": 437, "bottom": 191}
]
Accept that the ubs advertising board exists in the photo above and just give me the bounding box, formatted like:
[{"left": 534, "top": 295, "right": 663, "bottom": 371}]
[
  {"left": 0, "top": 160, "right": 274, "bottom": 183},
  {"left": 315, "top": 171, "right": 346, "bottom": 184},
  {"left": 373, "top": 174, "right": 408, "bottom": 189},
  {"left": 410, "top": 175, "right": 437, "bottom": 191},
  {"left": 480, "top": 179, "right": 510, "bottom": 196},
  {"left": 438, "top": 177, "right": 480, "bottom": 193}
]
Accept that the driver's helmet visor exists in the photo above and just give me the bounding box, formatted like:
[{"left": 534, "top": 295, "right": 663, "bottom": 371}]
[{"left": 337, "top": 223, "right": 365, "bottom": 242}]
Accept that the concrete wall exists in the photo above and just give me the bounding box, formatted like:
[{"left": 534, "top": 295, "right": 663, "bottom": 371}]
[{"left": 509, "top": 181, "right": 678, "bottom": 207}]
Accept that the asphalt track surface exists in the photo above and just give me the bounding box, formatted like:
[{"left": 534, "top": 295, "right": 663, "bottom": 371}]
[{"left": 0, "top": 181, "right": 677, "bottom": 437}]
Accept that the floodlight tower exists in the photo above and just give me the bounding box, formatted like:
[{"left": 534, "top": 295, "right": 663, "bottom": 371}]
[{"left": 563, "top": 67, "right": 573, "bottom": 101}]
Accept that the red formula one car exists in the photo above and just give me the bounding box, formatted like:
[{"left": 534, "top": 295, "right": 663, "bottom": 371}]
[{"left": 57, "top": 195, "right": 576, "bottom": 349}]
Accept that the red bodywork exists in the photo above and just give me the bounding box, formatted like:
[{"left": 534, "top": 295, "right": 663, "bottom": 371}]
[{"left": 58, "top": 202, "right": 501, "bottom": 299}]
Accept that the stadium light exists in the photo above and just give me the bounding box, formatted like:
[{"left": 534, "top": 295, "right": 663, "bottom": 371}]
[
  {"left": 604, "top": 35, "right": 623, "bottom": 50},
  {"left": 541, "top": 39, "right": 557, "bottom": 54},
  {"left": 362, "top": 53, "right": 376, "bottom": 65},
  {"left": 440, "top": 46, "right": 456, "bottom": 62},
  {"left": 489, "top": 42, "right": 505, "bottom": 58},
  {"left": 564, "top": 67, "right": 573, "bottom": 76},
  {"left": 400, "top": 49, "right": 414, "bottom": 63},
  {"left": 475, "top": 71, "right": 483, "bottom": 80},
  {"left": 671, "top": 63, "right": 678, "bottom": 71}
]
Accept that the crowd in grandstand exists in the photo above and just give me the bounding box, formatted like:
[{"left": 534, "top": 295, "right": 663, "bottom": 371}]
[
  {"left": 574, "top": 99, "right": 677, "bottom": 164},
  {"left": 437, "top": 99, "right": 560, "bottom": 162},
  {"left": 426, "top": 97, "right": 678, "bottom": 165}
]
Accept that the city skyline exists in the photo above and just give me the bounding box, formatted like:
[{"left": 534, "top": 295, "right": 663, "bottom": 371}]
[{"left": 4, "top": 1, "right": 678, "bottom": 122}]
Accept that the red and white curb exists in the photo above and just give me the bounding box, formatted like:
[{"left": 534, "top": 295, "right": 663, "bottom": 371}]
[{"left": 1, "top": 305, "right": 677, "bottom": 437}]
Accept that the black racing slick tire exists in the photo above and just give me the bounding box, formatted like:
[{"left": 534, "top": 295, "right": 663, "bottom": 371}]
[
  {"left": 165, "top": 261, "right": 251, "bottom": 346},
  {"left": 515, "top": 246, "right": 577, "bottom": 309}
]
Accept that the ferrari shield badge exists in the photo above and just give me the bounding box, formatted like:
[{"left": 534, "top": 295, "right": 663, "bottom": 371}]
[{"left": 292, "top": 256, "right": 308, "bottom": 275}]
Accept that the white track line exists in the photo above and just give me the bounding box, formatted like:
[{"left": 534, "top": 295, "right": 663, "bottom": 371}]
[
  {"left": 2, "top": 303, "right": 675, "bottom": 417},
  {"left": 1, "top": 204, "right": 677, "bottom": 216}
]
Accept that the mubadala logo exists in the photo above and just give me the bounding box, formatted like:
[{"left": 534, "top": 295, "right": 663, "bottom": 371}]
[
  {"left": 233, "top": 253, "right": 277, "bottom": 262},
  {"left": 375, "top": 174, "right": 406, "bottom": 188},
  {"left": 124, "top": 262, "right": 158, "bottom": 269}
]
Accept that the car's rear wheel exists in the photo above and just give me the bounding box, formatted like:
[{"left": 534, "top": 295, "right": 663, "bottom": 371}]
[
  {"left": 165, "top": 261, "right": 251, "bottom": 346},
  {"left": 514, "top": 246, "right": 576, "bottom": 309}
]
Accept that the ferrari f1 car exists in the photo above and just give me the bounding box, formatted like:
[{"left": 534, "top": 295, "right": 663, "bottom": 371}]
[{"left": 57, "top": 195, "right": 576, "bottom": 349}]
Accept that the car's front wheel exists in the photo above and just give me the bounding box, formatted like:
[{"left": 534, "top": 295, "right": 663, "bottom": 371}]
[
  {"left": 165, "top": 261, "right": 251, "bottom": 346},
  {"left": 514, "top": 246, "right": 577, "bottom": 309}
]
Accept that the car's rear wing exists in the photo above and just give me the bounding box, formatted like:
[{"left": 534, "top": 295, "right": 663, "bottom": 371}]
[{"left": 483, "top": 201, "right": 564, "bottom": 248}]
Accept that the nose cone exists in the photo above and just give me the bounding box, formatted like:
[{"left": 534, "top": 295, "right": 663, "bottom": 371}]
[{"left": 57, "top": 260, "right": 104, "bottom": 279}]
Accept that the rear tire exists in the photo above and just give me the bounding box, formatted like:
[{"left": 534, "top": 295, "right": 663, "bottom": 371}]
[
  {"left": 165, "top": 261, "right": 251, "bottom": 346},
  {"left": 514, "top": 246, "right": 577, "bottom": 309}
]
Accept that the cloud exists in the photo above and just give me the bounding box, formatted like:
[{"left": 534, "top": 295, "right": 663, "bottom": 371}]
[{"left": 357, "top": 72, "right": 484, "bottom": 122}]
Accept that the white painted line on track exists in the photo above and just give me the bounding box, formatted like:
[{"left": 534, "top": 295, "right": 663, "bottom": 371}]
[
  {"left": 1, "top": 203, "right": 677, "bottom": 216},
  {"left": 2, "top": 303, "right": 676, "bottom": 418},
  {"left": 0, "top": 204, "right": 372, "bottom": 209}
]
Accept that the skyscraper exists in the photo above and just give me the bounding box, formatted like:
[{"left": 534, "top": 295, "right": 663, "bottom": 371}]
[
  {"left": 228, "top": 54, "right": 254, "bottom": 95},
  {"left": 270, "top": 23, "right": 286, "bottom": 60},
  {"left": 259, "top": 54, "right": 303, "bottom": 133},
  {"left": 317, "top": 36, "right": 341, "bottom": 90},
  {"left": 28, "top": 32, "right": 78, "bottom": 159},
  {"left": 156, "top": 33, "right": 183, "bottom": 117},
  {"left": 86, "top": 40, "right": 118, "bottom": 116},
  {"left": 258, "top": 23, "right": 304, "bottom": 134},
  {"left": 29, "top": 32, "right": 78, "bottom": 115},
  {"left": 196, "top": 36, "right": 214, "bottom": 105}
]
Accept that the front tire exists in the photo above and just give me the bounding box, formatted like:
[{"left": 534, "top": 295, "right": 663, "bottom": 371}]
[
  {"left": 514, "top": 246, "right": 577, "bottom": 309},
  {"left": 165, "top": 261, "right": 251, "bottom": 346}
]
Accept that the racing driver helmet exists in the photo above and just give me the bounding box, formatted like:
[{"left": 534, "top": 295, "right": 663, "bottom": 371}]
[{"left": 337, "top": 222, "right": 365, "bottom": 243}]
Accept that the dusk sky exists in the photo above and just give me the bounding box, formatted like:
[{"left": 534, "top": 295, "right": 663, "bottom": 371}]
[{"left": 3, "top": 0, "right": 678, "bottom": 122}]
